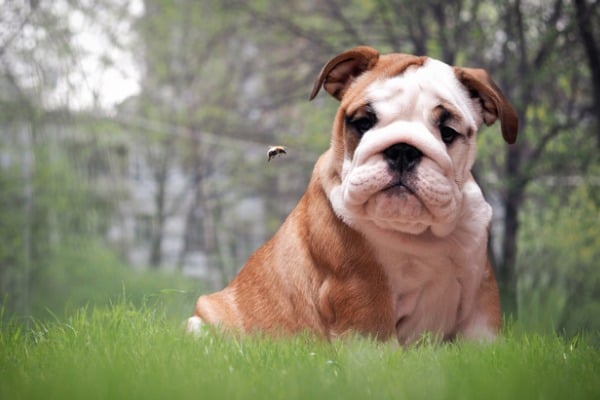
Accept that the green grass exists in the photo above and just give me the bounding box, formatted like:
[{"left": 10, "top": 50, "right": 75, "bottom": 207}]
[{"left": 1, "top": 302, "right": 599, "bottom": 400}]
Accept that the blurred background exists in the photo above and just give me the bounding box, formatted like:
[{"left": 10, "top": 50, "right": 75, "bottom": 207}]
[{"left": 0, "top": 0, "right": 598, "bottom": 336}]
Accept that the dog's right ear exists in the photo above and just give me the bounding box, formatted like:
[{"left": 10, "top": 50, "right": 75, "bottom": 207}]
[{"left": 310, "top": 46, "right": 380, "bottom": 101}]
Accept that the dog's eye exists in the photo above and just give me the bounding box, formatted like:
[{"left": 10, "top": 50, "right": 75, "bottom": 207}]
[
  {"left": 350, "top": 117, "right": 375, "bottom": 134},
  {"left": 346, "top": 108, "right": 377, "bottom": 136},
  {"left": 440, "top": 126, "right": 459, "bottom": 145}
]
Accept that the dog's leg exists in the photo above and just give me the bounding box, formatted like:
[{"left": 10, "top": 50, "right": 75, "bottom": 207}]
[
  {"left": 186, "top": 288, "right": 244, "bottom": 336},
  {"left": 458, "top": 261, "right": 502, "bottom": 342}
]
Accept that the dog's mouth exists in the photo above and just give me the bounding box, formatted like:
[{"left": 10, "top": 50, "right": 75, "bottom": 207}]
[{"left": 382, "top": 179, "right": 416, "bottom": 196}]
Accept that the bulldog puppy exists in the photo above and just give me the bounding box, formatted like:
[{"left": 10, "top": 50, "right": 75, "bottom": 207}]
[{"left": 187, "top": 46, "right": 518, "bottom": 344}]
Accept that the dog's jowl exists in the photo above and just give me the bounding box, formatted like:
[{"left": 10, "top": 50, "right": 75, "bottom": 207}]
[{"left": 187, "top": 46, "right": 518, "bottom": 344}]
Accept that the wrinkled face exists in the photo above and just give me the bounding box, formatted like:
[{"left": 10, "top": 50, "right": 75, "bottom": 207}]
[{"left": 328, "top": 59, "right": 484, "bottom": 237}]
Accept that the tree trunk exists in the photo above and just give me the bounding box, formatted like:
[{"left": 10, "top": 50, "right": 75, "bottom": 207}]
[
  {"left": 149, "top": 138, "right": 173, "bottom": 269},
  {"left": 149, "top": 171, "right": 166, "bottom": 268},
  {"left": 573, "top": 0, "right": 600, "bottom": 148},
  {"left": 495, "top": 0, "right": 528, "bottom": 318},
  {"left": 19, "top": 123, "right": 34, "bottom": 320},
  {"left": 499, "top": 145, "right": 524, "bottom": 317},
  {"left": 177, "top": 129, "right": 203, "bottom": 271}
]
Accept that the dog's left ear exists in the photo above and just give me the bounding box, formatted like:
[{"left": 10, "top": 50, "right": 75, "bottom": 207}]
[
  {"left": 310, "top": 46, "right": 380, "bottom": 101},
  {"left": 454, "top": 67, "right": 519, "bottom": 144}
]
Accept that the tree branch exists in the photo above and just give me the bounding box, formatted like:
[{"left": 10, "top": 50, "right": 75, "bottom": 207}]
[
  {"left": 532, "top": 0, "right": 564, "bottom": 69},
  {"left": 232, "top": 2, "right": 338, "bottom": 55},
  {"left": 574, "top": 0, "right": 600, "bottom": 147},
  {"left": 0, "top": 3, "right": 39, "bottom": 58},
  {"left": 323, "top": 0, "right": 364, "bottom": 45},
  {"left": 374, "top": 0, "right": 403, "bottom": 50}
]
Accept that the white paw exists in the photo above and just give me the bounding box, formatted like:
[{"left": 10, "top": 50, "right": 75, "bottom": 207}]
[{"left": 185, "top": 316, "right": 206, "bottom": 337}]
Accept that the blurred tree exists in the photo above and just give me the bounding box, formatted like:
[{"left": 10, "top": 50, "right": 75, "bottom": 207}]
[
  {"left": 0, "top": 0, "right": 74, "bottom": 318},
  {"left": 0, "top": 1, "right": 133, "bottom": 317},
  {"left": 518, "top": 183, "right": 600, "bottom": 335},
  {"left": 131, "top": 0, "right": 305, "bottom": 282},
  {"left": 484, "top": 0, "right": 595, "bottom": 313},
  {"left": 137, "top": 0, "right": 229, "bottom": 270},
  {"left": 573, "top": 0, "right": 600, "bottom": 148}
]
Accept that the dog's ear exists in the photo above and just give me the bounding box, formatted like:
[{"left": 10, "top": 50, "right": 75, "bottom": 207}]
[
  {"left": 454, "top": 67, "right": 519, "bottom": 144},
  {"left": 310, "top": 46, "right": 380, "bottom": 101}
]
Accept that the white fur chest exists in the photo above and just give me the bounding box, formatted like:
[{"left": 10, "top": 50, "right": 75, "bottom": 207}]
[{"left": 361, "top": 179, "right": 492, "bottom": 344}]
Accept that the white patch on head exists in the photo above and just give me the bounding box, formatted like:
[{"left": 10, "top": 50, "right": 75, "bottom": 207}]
[{"left": 330, "top": 58, "right": 483, "bottom": 237}]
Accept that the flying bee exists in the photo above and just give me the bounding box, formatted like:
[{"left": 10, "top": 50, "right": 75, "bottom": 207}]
[{"left": 267, "top": 145, "right": 287, "bottom": 162}]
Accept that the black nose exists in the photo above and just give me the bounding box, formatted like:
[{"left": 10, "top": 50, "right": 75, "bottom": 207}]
[{"left": 383, "top": 143, "right": 422, "bottom": 173}]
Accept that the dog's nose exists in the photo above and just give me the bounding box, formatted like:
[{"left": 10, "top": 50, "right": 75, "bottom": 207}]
[{"left": 383, "top": 143, "right": 422, "bottom": 173}]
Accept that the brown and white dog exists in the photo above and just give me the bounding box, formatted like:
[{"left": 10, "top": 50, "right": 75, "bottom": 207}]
[{"left": 187, "top": 46, "right": 518, "bottom": 344}]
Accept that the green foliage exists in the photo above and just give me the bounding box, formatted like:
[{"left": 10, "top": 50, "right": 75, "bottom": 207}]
[
  {"left": 0, "top": 137, "right": 101, "bottom": 316},
  {"left": 0, "top": 127, "right": 202, "bottom": 322},
  {"left": 28, "top": 237, "right": 202, "bottom": 321},
  {"left": 1, "top": 232, "right": 202, "bottom": 323},
  {"left": 1, "top": 305, "right": 599, "bottom": 400},
  {"left": 518, "top": 183, "right": 600, "bottom": 335}
]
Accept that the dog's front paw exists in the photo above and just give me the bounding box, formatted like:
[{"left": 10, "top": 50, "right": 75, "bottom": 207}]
[{"left": 185, "top": 316, "right": 206, "bottom": 337}]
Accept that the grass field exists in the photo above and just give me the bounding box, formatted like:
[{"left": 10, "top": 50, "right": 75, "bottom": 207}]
[{"left": 1, "top": 301, "right": 599, "bottom": 400}]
